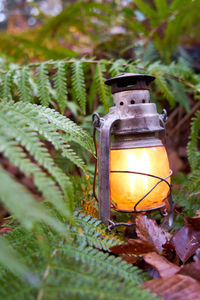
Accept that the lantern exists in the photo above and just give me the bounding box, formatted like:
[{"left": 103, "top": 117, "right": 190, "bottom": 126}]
[{"left": 92, "top": 73, "right": 173, "bottom": 230}]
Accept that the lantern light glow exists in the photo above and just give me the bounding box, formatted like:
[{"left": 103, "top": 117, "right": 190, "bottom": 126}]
[{"left": 110, "top": 146, "right": 171, "bottom": 211}]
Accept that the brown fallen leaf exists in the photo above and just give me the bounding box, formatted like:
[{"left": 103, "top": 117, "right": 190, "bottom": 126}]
[
  {"left": 185, "top": 216, "right": 200, "bottom": 230},
  {"left": 120, "top": 254, "right": 140, "bottom": 264},
  {"left": 171, "top": 216, "right": 200, "bottom": 263},
  {"left": 110, "top": 239, "right": 155, "bottom": 256},
  {"left": 136, "top": 215, "right": 171, "bottom": 253},
  {"left": 144, "top": 252, "right": 180, "bottom": 278},
  {"left": 110, "top": 215, "right": 171, "bottom": 266},
  {"left": 178, "top": 262, "right": 200, "bottom": 281},
  {"left": 143, "top": 274, "right": 200, "bottom": 300}
]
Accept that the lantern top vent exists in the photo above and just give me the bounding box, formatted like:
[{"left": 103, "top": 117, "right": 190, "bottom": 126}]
[{"left": 105, "top": 73, "right": 155, "bottom": 94}]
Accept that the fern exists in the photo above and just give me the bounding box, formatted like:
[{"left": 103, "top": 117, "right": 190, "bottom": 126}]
[
  {"left": 73, "top": 213, "right": 121, "bottom": 251},
  {"left": 151, "top": 68, "right": 175, "bottom": 107},
  {"left": 187, "top": 110, "right": 200, "bottom": 170},
  {"left": 16, "top": 66, "right": 32, "bottom": 103},
  {"left": 0, "top": 236, "right": 29, "bottom": 277},
  {"left": 0, "top": 166, "right": 66, "bottom": 233},
  {"left": 88, "top": 75, "right": 97, "bottom": 112},
  {"left": 0, "top": 109, "right": 67, "bottom": 193},
  {"left": 94, "top": 61, "right": 109, "bottom": 111},
  {"left": 0, "top": 100, "right": 94, "bottom": 220},
  {"left": 1, "top": 101, "right": 92, "bottom": 169},
  {"left": 134, "top": 0, "right": 158, "bottom": 21},
  {"left": 168, "top": 78, "right": 190, "bottom": 112},
  {"left": 109, "top": 59, "right": 127, "bottom": 77},
  {"left": 0, "top": 134, "right": 71, "bottom": 219},
  {"left": 72, "top": 60, "right": 87, "bottom": 114},
  {"left": 36, "top": 63, "right": 51, "bottom": 107},
  {"left": 0, "top": 58, "right": 197, "bottom": 116},
  {"left": 53, "top": 61, "right": 68, "bottom": 114},
  {"left": 0, "top": 70, "right": 13, "bottom": 101},
  {"left": 154, "top": 0, "right": 169, "bottom": 19},
  {"left": 0, "top": 217, "right": 157, "bottom": 300}
]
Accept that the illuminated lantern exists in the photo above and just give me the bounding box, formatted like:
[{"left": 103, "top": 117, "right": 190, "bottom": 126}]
[{"left": 92, "top": 73, "right": 173, "bottom": 229}]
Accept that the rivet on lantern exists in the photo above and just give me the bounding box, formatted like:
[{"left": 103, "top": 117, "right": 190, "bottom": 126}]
[{"left": 92, "top": 73, "right": 173, "bottom": 230}]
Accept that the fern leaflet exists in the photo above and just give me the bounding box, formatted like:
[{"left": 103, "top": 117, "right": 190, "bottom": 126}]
[
  {"left": 36, "top": 63, "right": 51, "bottom": 106},
  {"left": 54, "top": 60, "right": 68, "bottom": 114},
  {"left": 0, "top": 70, "right": 13, "bottom": 101},
  {"left": 16, "top": 66, "right": 32, "bottom": 103},
  {"left": 72, "top": 60, "right": 87, "bottom": 114},
  {"left": 95, "top": 61, "right": 109, "bottom": 110}
]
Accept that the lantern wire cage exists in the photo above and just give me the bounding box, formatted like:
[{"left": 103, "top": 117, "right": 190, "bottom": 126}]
[{"left": 92, "top": 124, "right": 173, "bottom": 230}]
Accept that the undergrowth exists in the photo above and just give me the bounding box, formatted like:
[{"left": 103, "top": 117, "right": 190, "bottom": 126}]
[{"left": 0, "top": 56, "right": 199, "bottom": 299}]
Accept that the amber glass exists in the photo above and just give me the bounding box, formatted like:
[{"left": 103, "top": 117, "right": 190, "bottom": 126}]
[{"left": 110, "top": 146, "right": 171, "bottom": 211}]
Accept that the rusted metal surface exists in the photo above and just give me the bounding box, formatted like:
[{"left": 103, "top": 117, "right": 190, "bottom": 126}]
[{"left": 105, "top": 73, "right": 155, "bottom": 94}]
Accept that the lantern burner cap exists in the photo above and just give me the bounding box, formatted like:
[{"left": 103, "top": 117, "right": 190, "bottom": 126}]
[{"left": 105, "top": 73, "right": 155, "bottom": 94}]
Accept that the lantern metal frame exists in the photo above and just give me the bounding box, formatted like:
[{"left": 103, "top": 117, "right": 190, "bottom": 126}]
[{"left": 92, "top": 73, "right": 174, "bottom": 230}]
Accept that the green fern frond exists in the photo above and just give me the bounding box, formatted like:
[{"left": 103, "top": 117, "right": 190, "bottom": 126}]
[
  {"left": 0, "top": 70, "right": 13, "bottom": 101},
  {"left": 54, "top": 61, "right": 68, "bottom": 114},
  {"left": 43, "top": 246, "right": 156, "bottom": 300},
  {"left": 168, "top": 78, "right": 190, "bottom": 112},
  {"left": 73, "top": 213, "right": 121, "bottom": 251},
  {"left": 63, "top": 244, "right": 143, "bottom": 283},
  {"left": 187, "top": 170, "right": 200, "bottom": 194},
  {"left": 126, "top": 63, "right": 140, "bottom": 73},
  {"left": 88, "top": 76, "right": 97, "bottom": 112},
  {"left": 187, "top": 110, "right": 200, "bottom": 170},
  {"left": 0, "top": 108, "right": 68, "bottom": 193},
  {"left": 154, "top": 0, "right": 169, "bottom": 19},
  {"left": 0, "top": 134, "right": 71, "bottom": 219},
  {"left": 0, "top": 166, "right": 66, "bottom": 233},
  {"left": 25, "top": 103, "right": 94, "bottom": 154},
  {"left": 2, "top": 101, "right": 92, "bottom": 170},
  {"left": 153, "top": 71, "right": 175, "bottom": 107},
  {"left": 36, "top": 63, "right": 51, "bottom": 106},
  {"left": 109, "top": 59, "right": 127, "bottom": 77},
  {"left": 72, "top": 60, "right": 87, "bottom": 114},
  {"left": 0, "top": 222, "right": 157, "bottom": 300},
  {"left": 0, "top": 237, "right": 29, "bottom": 277},
  {"left": 134, "top": 0, "right": 158, "bottom": 20},
  {"left": 16, "top": 66, "right": 32, "bottom": 103},
  {"left": 95, "top": 61, "right": 109, "bottom": 110}
]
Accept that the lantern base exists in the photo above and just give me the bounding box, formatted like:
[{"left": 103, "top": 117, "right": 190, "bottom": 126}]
[
  {"left": 107, "top": 194, "right": 174, "bottom": 231},
  {"left": 113, "top": 203, "right": 165, "bottom": 213}
]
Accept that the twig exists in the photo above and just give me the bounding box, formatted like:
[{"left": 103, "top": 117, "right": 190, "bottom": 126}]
[
  {"left": 171, "top": 75, "right": 200, "bottom": 94},
  {"left": 142, "top": 10, "right": 179, "bottom": 56},
  {"left": 169, "top": 101, "right": 200, "bottom": 137},
  {"left": 167, "top": 106, "right": 179, "bottom": 123}
]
